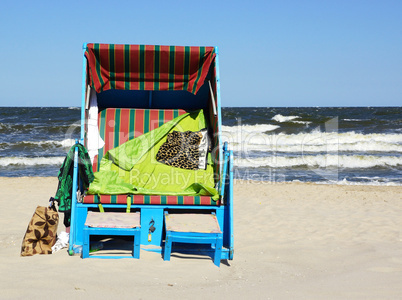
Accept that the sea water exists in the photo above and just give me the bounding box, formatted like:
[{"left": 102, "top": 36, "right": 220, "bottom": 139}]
[
  {"left": 0, "top": 106, "right": 401, "bottom": 185},
  {"left": 0, "top": 107, "right": 79, "bottom": 176}
]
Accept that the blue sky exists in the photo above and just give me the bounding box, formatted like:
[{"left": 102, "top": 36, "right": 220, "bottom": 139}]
[{"left": 0, "top": 0, "right": 401, "bottom": 107}]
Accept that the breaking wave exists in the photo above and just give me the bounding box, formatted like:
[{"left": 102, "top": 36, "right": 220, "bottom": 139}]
[
  {"left": 234, "top": 154, "right": 402, "bottom": 169},
  {"left": 221, "top": 126, "right": 402, "bottom": 153},
  {"left": 230, "top": 141, "right": 402, "bottom": 153},
  {"left": 0, "top": 156, "right": 65, "bottom": 166},
  {"left": 271, "top": 114, "right": 300, "bottom": 123},
  {"left": 0, "top": 139, "right": 76, "bottom": 150},
  {"left": 221, "top": 124, "right": 280, "bottom": 133}
]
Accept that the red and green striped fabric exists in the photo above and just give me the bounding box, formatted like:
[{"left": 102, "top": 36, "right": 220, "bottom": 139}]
[
  {"left": 83, "top": 194, "right": 220, "bottom": 206},
  {"left": 92, "top": 108, "right": 187, "bottom": 171},
  {"left": 85, "top": 44, "right": 216, "bottom": 95},
  {"left": 87, "top": 107, "right": 220, "bottom": 206}
]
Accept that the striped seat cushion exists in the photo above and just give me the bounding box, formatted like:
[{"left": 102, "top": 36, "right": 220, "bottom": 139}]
[{"left": 83, "top": 194, "right": 220, "bottom": 206}]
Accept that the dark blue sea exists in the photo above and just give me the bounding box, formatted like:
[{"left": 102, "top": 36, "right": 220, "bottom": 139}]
[{"left": 1, "top": 107, "right": 401, "bottom": 185}]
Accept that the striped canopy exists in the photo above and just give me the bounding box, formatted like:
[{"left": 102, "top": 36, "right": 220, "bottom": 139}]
[{"left": 85, "top": 43, "right": 216, "bottom": 95}]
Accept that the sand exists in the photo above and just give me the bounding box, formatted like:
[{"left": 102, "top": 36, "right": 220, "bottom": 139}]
[{"left": 1, "top": 177, "right": 402, "bottom": 299}]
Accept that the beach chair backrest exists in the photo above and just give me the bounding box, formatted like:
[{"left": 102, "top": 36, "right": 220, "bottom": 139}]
[{"left": 82, "top": 44, "right": 223, "bottom": 183}]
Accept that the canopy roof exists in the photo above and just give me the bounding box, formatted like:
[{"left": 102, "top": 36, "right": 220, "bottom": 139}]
[{"left": 85, "top": 43, "right": 216, "bottom": 95}]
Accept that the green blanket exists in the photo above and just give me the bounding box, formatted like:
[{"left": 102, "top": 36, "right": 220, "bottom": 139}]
[{"left": 88, "top": 110, "right": 219, "bottom": 200}]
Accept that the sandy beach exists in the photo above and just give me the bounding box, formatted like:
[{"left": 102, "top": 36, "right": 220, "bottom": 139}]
[{"left": 1, "top": 177, "right": 402, "bottom": 299}]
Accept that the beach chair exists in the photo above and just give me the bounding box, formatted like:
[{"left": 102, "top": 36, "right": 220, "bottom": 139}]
[{"left": 68, "top": 43, "right": 233, "bottom": 264}]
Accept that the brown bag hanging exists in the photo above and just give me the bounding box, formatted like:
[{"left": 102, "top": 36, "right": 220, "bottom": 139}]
[{"left": 21, "top": 199, "right": 59, "bottom": 256}]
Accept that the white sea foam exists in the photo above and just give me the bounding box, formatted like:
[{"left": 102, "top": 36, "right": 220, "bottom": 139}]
[
  {"left": 0, "top": 123, "right": 11, "bottom": 130},
  {"left": 290, "top": 120, "right": 312, "bottom": 125},
  {"left": 343, "top": 118, "right": 373, "bottom": 122},
  {"left": 312, "top": 179, "right": 402, "bottom": 186},
  {"left": 0, "top": 156, "right": 65, "bottom": 166},
  {"left": 221, "top": 128, "right": 402, "bottom": 153},
  {"left": 5, "top": 139, "right": 76, "bottom": 148},
  {"left": 35, "top": 139, "right": 76, "bottom": 147},
  {"left": 234, "top": 154, "right": 402, "bottom": 169},
  {"left": 271, "top": 114, "right": 300, "bottom": 123},
  {"left": 230, "top": 140, "right": 402, "bottom": 153},
  {"left": 221, "top": 124, "right": 280, "bottom": 133}
]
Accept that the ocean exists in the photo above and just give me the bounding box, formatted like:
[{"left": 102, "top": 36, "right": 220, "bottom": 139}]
[{"left": 1, "top": 107, "right": 401, "bottom": 185}]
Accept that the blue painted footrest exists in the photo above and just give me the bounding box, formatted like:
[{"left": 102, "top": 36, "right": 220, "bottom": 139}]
[
  {"left": 82, "top": 212, "right": 141, "bottom": 259},
  {"left": 163, "top": 212, "right": 223, "bottom": 267}
]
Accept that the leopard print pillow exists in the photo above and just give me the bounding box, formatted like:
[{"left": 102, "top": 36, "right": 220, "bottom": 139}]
[{"left": 156, "top": 129, "right": 209, "bottom": 170}]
